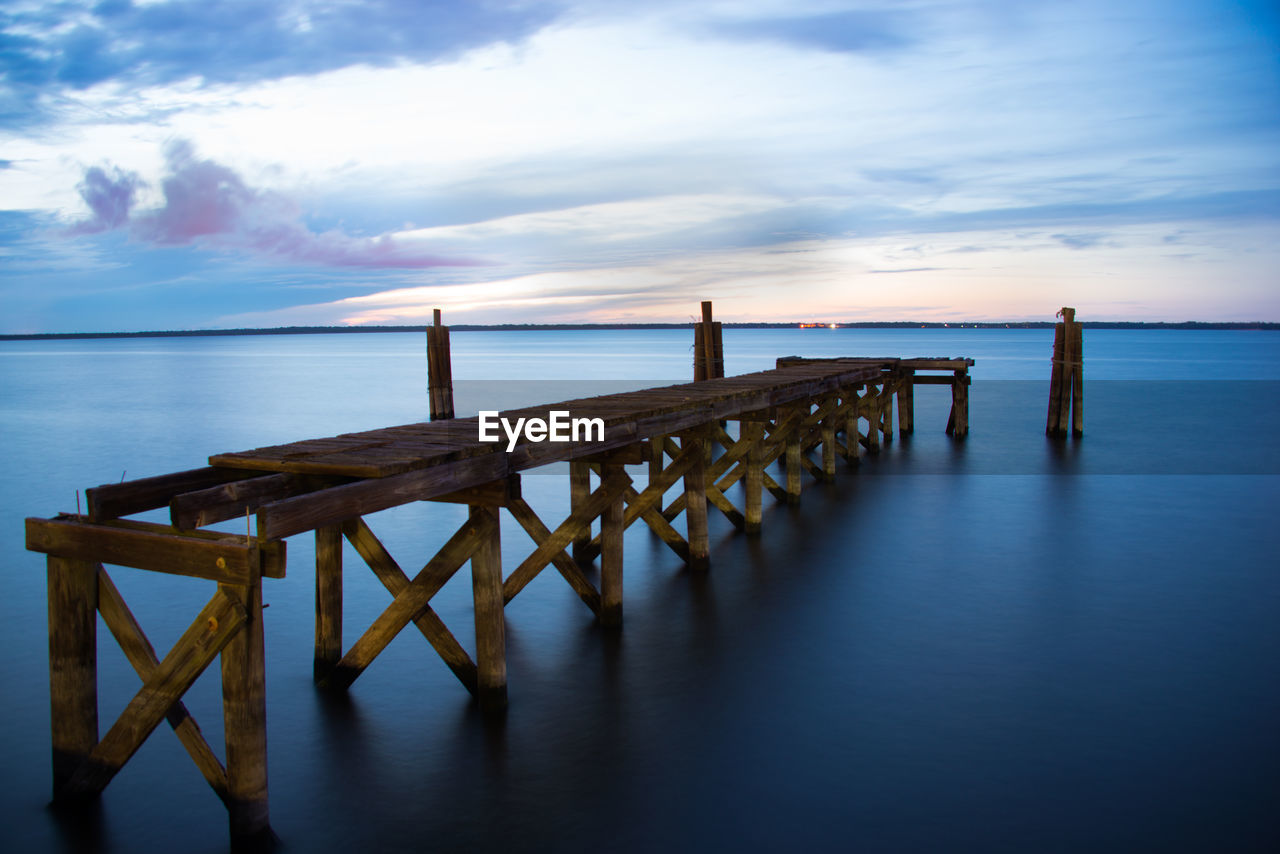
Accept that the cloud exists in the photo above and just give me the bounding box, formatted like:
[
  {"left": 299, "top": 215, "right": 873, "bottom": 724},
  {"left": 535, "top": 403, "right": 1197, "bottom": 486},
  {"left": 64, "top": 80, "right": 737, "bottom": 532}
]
[
  {"left": 70, "top": 140, "right": 483, "bottom": 269},
  {"left": 711, "top": 9, "right": 912, "bottom": 54},
  {"left": 2, "top": 0, "right": 560, "bottom": 127}
]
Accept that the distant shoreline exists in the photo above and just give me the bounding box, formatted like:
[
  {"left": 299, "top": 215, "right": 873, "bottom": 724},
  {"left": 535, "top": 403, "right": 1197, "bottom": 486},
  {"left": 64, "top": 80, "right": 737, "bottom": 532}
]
[{"left": 2, "top": 321, "right": 1277, "bottom": 341}]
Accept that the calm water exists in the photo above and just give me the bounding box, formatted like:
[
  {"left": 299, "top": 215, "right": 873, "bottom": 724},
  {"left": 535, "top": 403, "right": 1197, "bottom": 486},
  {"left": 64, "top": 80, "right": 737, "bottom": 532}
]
[{"left": 1, "top": 329, "right": 1278, "bottom": 853}]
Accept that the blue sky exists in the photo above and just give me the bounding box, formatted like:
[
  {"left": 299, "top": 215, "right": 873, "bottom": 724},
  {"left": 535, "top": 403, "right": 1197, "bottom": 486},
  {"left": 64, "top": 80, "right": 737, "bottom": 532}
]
[{"left": 1, "top": 0, "right": 1277, "bottom": 332}]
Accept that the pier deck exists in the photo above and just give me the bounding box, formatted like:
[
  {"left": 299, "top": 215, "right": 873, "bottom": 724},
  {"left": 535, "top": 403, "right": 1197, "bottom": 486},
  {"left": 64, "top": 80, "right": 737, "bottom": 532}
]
[{"left": 26, "top": 353, "right": 973, "bottom": 847}]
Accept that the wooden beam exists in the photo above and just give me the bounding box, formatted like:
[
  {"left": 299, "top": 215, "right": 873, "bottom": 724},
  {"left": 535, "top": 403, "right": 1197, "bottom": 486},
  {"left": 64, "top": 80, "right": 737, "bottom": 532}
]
[
  {"left": 424, "top": 474, "right": 521, "bottom": 508},
  {"left": 256, "top": 452, "right": 507, "bottom": 539},
  {"left": 506, "top": 498, "right": 603, "bottom": 617},
  {"left": 569, "top": 462, "right": 591, "bottom": 563},
  {"left": 170, "top": 472, "right": 348, "bottom": 530},
  {"left": 27, "top": 516, "right": 286, "bottom": 583},
  {"left": 682, "top": 433, "right": 710, "bottom": 571},
  {"left": 87, "top": 467, "right": 259, "bottom": 522}
]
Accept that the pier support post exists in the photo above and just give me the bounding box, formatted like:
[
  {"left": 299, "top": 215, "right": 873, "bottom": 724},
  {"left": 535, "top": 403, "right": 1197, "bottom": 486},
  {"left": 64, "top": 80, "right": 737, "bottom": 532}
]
[
  {"left": 881, "top": 386, "right": 894, "bottom": 444},
  {"left": 599, "top": 462, "right": 625, "bottom": 627},
  {"left": 681, "top": 434, "right": 711, "bottom": 571},
  {"left": 898, "top": 370, "right": 915, "bottom": 434},
  {"left": 743, "top": 421, "right": 764, "bottom": 534},
  {"left": 569, "top": 462, "right": 591, "bottom": 563},
  {"left": 313, "top": 525, "right": 342, "bottom": 683},
  {"left": 843, "top": 388, "right": 861, "bottom": 467},
  {"left": 469, "top": 504, "right": 507, "bottom": 711},
  {"left": 427, "top": 308, "right": 455, "bottom": 421},
  {"left": 946, "top": 370, "right": 970, "bottom": 438},
  {"left": 47, "top": 555, "right": 98, "bottom": 800},
  {"left": 220, "top": 562, "right": 271, "bottom": 846},
  {"left": 863, "top": 391, "right": 880, "bottom": 455}
]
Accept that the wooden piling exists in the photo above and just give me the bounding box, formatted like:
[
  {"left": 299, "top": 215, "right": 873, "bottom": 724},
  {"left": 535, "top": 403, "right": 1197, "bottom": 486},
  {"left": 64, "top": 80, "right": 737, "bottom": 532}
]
[
  {"left": 599, "top": 463, "right": 625, "bottom": 628},
  {"left": 693, "top": 301, "right": 724, "bottom": 381},
  {"left": 47, "top": 555, "right": 98, "bottom": 800},
  {"left": 469, "top": 504, "right": 506, "bottom": 711},
  {"left": 220, "top": 565, "right": 271, "bottom": 845},
  {"left": 313, "top": 525, "right": 342, "bottom": 682},
  {"left": 1046, "top": 307, "right": 1083, "bottom": 437},
  {"left": 743, "top": 421, "right": 764, "bottom": 534},
  {"left": 569, "top": 462, "right": 591, "bottom": 563},
  {"left": 427, "top": 308, "right": 454, "bottom": 421},
  {"left": 682, "top": 434, "right": 711, "bottom": 571}
]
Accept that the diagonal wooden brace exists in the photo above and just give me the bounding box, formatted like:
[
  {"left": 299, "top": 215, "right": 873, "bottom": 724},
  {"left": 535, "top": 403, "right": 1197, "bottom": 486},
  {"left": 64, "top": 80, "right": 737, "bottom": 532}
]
[
  {"left": 96, "top": 567, "right": 230, "bottom": 804},
  {"left": 340, "top": 518, "right": 479, "bottom": 694},
  {"left": 502, "top": 468, "right": 632, "bottom": 603},
  {"left": 59, "top": 588, "right": 247, "bottom": 798},
  {"left": 320, "top": 517, "right": 484, "bottom": 690}
]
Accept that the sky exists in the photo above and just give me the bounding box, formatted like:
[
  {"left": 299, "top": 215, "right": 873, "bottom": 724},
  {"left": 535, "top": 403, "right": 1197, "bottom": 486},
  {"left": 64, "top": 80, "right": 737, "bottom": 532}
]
[{"left": 1, "top": 0, "right": 1278, "bottom": 332}]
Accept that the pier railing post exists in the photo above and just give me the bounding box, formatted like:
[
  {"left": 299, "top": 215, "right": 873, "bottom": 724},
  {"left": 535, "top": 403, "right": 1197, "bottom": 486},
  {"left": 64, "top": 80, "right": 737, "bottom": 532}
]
[{"left": 427, "top": 308, "right": 455, "bottom": 421}]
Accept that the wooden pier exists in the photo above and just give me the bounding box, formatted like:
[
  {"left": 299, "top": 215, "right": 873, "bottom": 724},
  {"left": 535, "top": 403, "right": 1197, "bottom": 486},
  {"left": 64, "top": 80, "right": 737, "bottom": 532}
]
[{"left": 26, "top": 351, "right": 972, "bottom": 847}]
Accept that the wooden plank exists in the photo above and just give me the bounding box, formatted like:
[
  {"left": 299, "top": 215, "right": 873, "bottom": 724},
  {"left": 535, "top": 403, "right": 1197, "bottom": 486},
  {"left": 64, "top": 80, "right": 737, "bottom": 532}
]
[
  {"left": 170, "top": 472, "right": 347, "bottom": 530},
  {"left": 47, "top": 555, "right": 98, "bottom": 799},
  {"left": 424, "top": 474, "right": 521, "bottom": 508},
  {"left": 88, "top": 467, "right": 260, "bottom": 522},
  {"left": 61, "top": 588, "right": 247, "bottom": 797},
  {"left": 95, "top": 567, "right": 230, "bottom": 804},
  {"left": 27, "top": 516, "right": 286, "bottom": 583},
  {"left": 469, "top": 504, "right": 506, "bottom": 712},
  {"left": 256, "top": 452, "right": 507, "bottom": 540},
  {"left": 340, "top": 519, "right": 477, "bottom": 694}
]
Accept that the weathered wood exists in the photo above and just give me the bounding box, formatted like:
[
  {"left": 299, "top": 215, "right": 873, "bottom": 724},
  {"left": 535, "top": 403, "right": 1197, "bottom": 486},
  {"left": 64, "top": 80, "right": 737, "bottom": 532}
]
[
  {"left": 220, "top": 575, "right": 271, "bottom": 844},
  {"left": 47, "top": 556, "right": 98, "bottom": 799},
  {"left": 1071, "top": 321, "right": 1084, "bottom": 437},
  {"left": 171, "top": 472, "right": 348, "bottom": 530},
  {"left": 87, "top": 467, "right": 259, "bottom": 522},
  {"left": 502, "top": 470, "right": 631, "bottom": 602},
  {"left": 314, "top": 525, "right": 343, "bottom": 683},
  {"left": 424, "top": 474, "right": 521, "bottom": 508},
  {"left": 61, "top": 589, "right": 247, "bottom": 798},
  {"left": 27, "top": 516, "right": 286, "bottom": 583},
  {"left": 743, "top": 421, "right": 764, "bottom": 534},
  {"left": 506, "top": 498, "right": 603, "bottom": 616},
  {"left": 469, "top": 504, "right": 506, "bottom": 712},
  {"left": 1046, "top": 317, "right": 1067, "bottom": 434},
  {"left": 570, "top": 462, "right": 591, "bottom": 563},
  {"left": 427, "top": 319, "right": 454, "bottom": 421},
  {"left": 912, "top": 374, "right": 961, "bottom": 385},
  {"left": 340, "top": 518, "right": 477, "bottom": 693},
  {"left": 682, "top": 433, "right": 710, "bottom": 571},
  {"left": 821, "top": 412, "right": 837, "bottom": 480},
  {"left": 599, "top": 463, "right": 625, "bottom": 628},
  {"left": 948, "top": 371, "right": 970, "bottom": 438},
  {"left": 323, "top": 518, "right": 483, "bottom": 690},
  {"left": 256, "top": 452, "right": 507, "bottom": 539},
  {"left": 96, "top": 567, "right": 229, "bottom": 804}
]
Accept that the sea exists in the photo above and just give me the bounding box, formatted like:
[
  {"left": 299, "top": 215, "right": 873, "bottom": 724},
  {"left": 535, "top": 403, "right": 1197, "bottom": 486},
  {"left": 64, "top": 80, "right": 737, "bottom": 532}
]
[{"left": 1, "top": 328, "right": 1277, "bottom": 853}]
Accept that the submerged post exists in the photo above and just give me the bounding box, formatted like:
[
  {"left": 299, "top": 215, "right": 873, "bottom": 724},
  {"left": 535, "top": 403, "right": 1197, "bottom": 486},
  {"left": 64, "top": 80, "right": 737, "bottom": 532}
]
[
  {"left": 693, "top": 301, "right": 724, "bottom": 381},
  {"left": 427, "top": 308, "right": 455, "bottom": 421},
  {"left": 1046, "top": 307, "right": 1084, "bottom": 437}
]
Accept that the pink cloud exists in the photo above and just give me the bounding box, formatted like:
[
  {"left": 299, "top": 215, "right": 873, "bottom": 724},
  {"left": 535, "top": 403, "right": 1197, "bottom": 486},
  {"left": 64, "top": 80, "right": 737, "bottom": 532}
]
[{"left": 70, "top": 140, "right": 481, "bottom": 269}]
